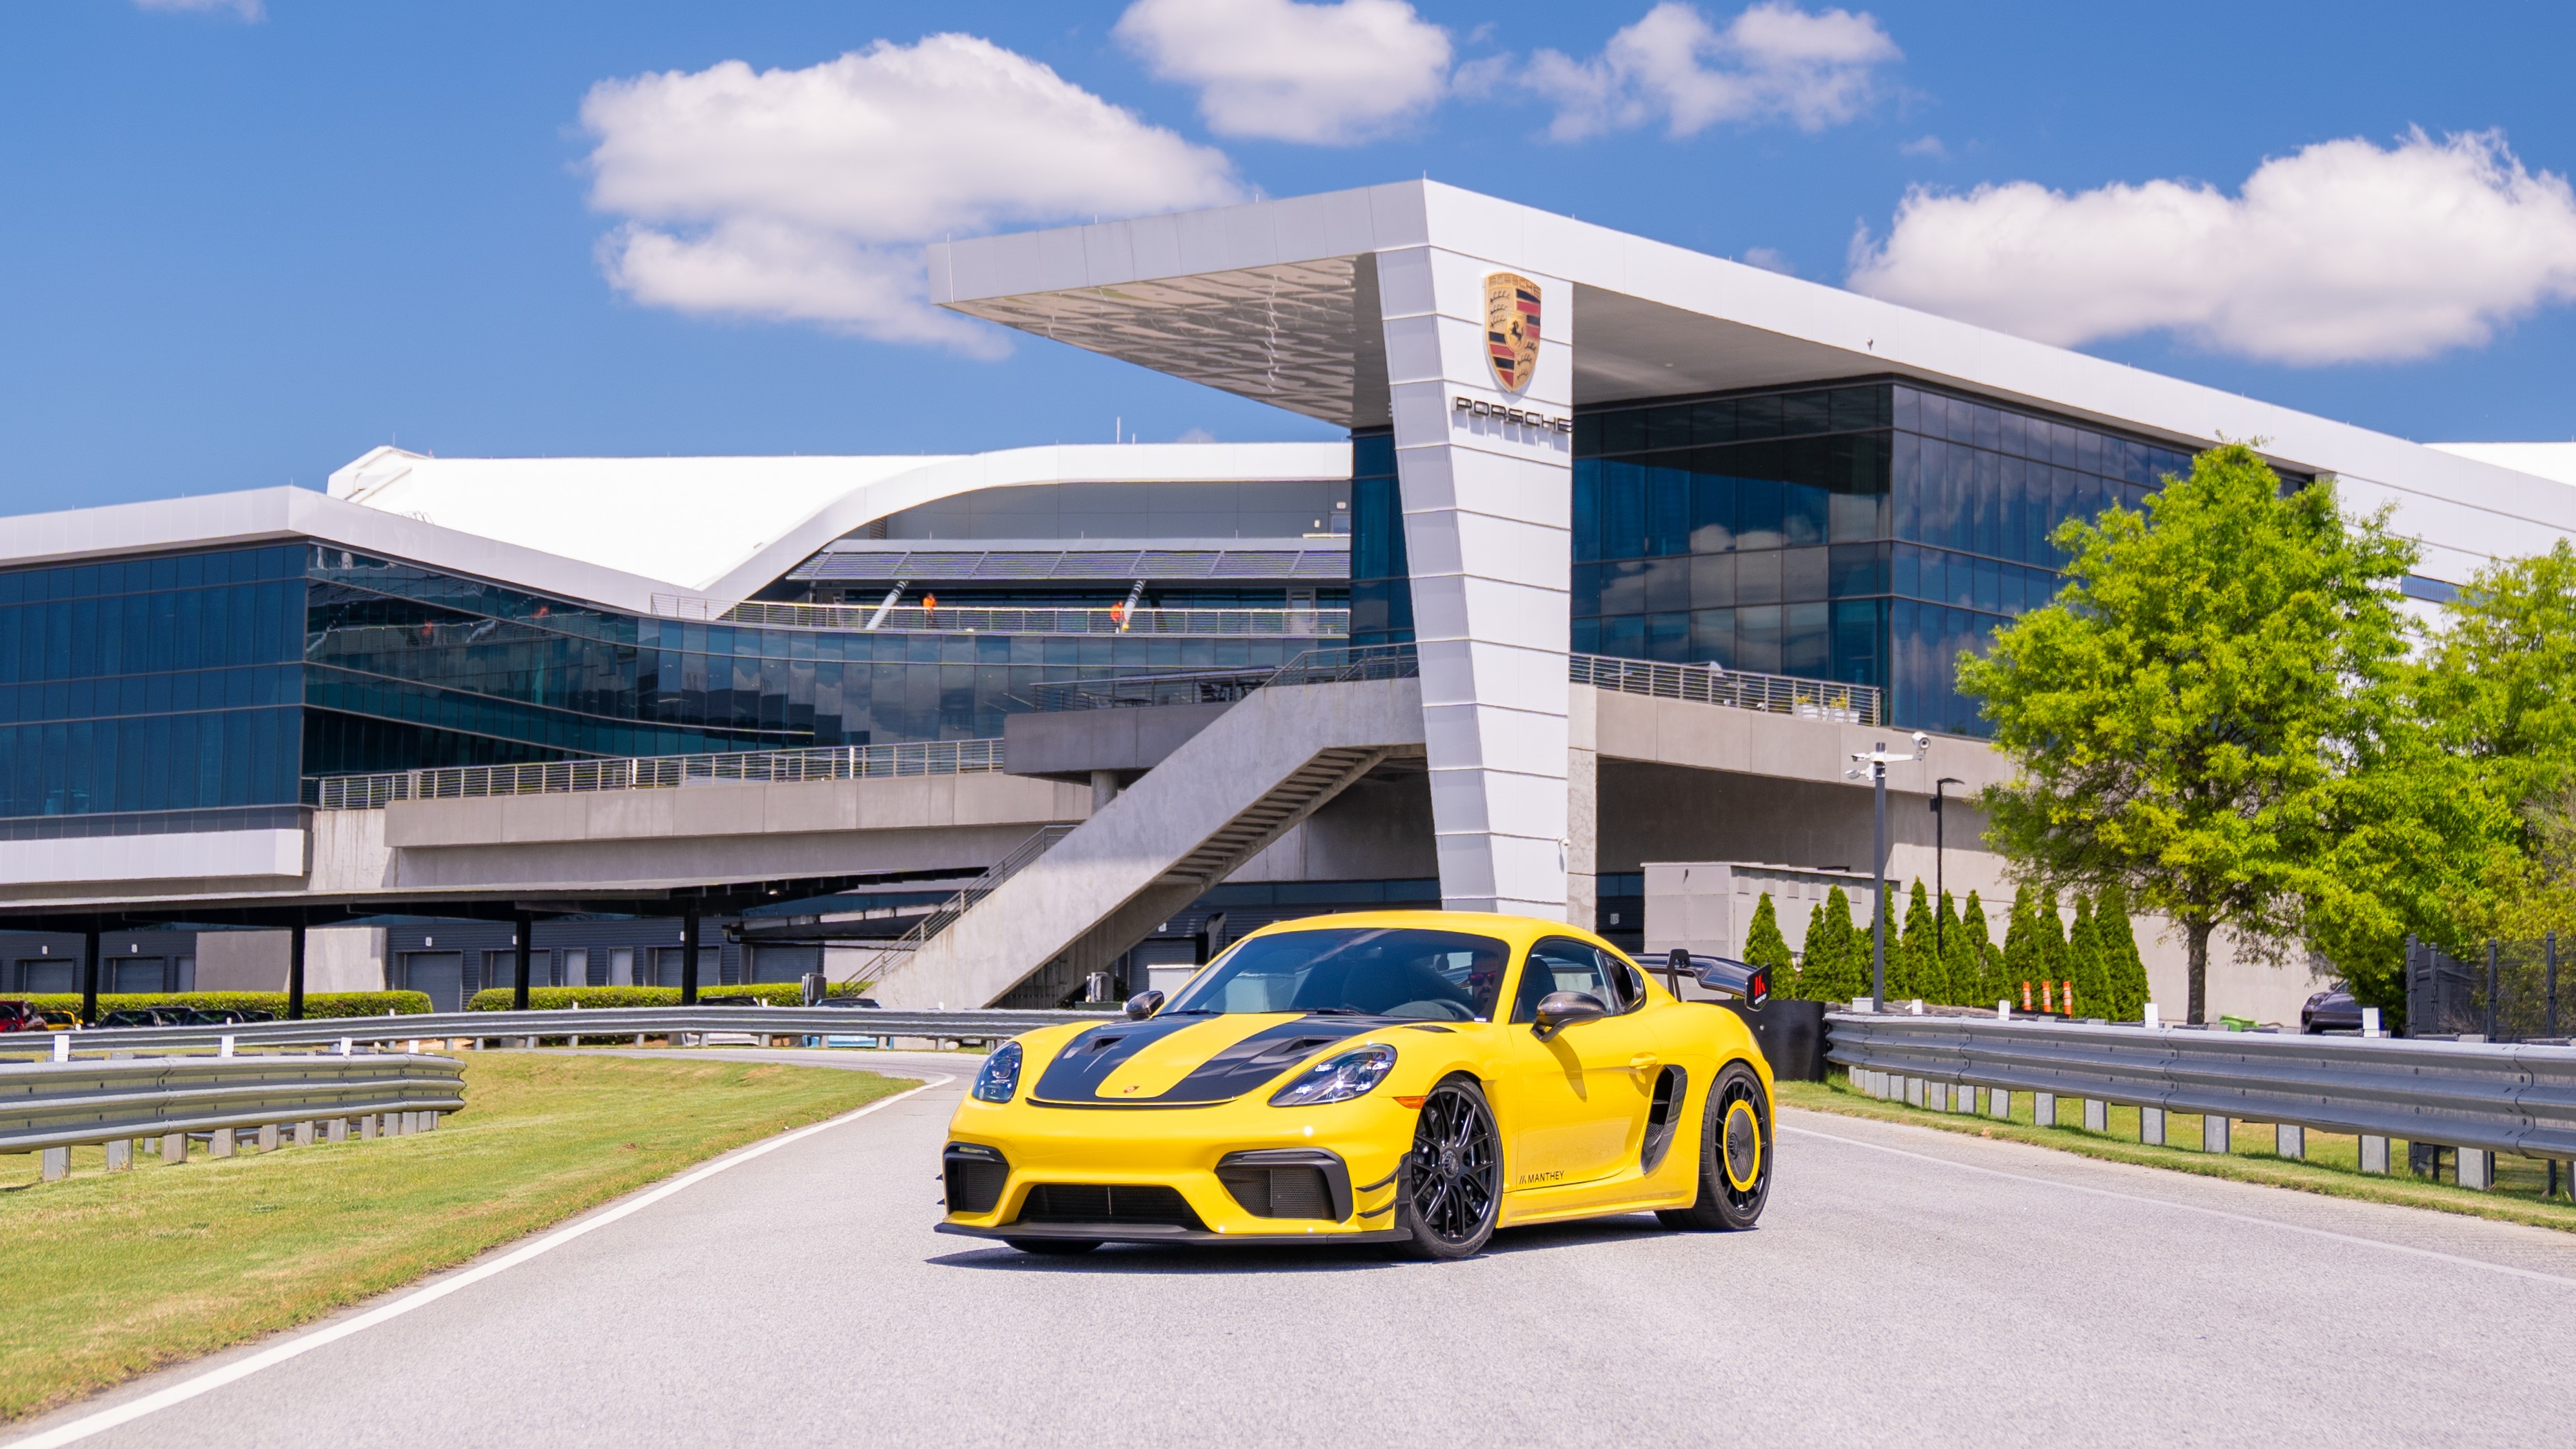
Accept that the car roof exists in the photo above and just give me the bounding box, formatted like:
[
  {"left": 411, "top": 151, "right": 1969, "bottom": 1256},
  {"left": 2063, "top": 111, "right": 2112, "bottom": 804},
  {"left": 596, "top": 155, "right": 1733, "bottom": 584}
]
[{"left": 1236, "top": 909, "right": 1632, "bottom": 959}]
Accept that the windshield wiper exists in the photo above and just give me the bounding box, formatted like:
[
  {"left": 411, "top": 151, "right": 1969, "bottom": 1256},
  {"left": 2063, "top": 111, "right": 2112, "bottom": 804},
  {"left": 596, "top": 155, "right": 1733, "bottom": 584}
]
[{"left": 1299, "top": 1007, "right": 1370, "bottom": 1016}]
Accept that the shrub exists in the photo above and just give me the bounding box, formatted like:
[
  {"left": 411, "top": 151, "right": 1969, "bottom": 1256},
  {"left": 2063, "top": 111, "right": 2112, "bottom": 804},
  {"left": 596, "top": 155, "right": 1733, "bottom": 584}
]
[
  {"left": 463, "top": 982, "right": 868, "bottom": 1011},
  {"left": 1741, "top": 893, "right": 1795, "bottom": 979},
  {"left": 9, "top": 991, "right": 431, "bottom": 1019}
]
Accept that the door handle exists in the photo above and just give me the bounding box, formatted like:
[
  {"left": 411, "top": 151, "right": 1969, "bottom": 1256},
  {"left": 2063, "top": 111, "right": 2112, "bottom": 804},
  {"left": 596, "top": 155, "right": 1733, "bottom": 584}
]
[{"left": 1629, "top": 1053, "right": 1660, "bottom": 1076}]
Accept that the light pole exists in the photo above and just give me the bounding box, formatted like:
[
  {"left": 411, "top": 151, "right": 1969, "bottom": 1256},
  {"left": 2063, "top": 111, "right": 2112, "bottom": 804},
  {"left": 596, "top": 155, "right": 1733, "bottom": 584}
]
[
  {"left": 1931, "top": 776, "right": 1964, "bottom": 957},
  {"left": 1848, "top": 732, "right": 1930, "bottom": 1011}
]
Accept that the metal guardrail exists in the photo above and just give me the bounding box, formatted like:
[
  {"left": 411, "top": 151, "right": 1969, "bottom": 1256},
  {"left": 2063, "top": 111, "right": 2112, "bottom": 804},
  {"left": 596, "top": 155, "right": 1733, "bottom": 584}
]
[
  {"left": 1571, "top": 654, "right": 1880, "bottom": 726},
  {"left": 0, "top": 1006, "right": 1099, "bottom": 1059},
  {"left": 1028, "top": 643, "right": 1419, "bottom": 711},
  {"left": 2, "top": 1052, "right": 466, "bottom": 1178},
  {"left": 306, "top": 739, "right": 1006, "bottom": 810},
  {"left": 1827, "top": 1012, "right": 2576, "bottom": 1160}
]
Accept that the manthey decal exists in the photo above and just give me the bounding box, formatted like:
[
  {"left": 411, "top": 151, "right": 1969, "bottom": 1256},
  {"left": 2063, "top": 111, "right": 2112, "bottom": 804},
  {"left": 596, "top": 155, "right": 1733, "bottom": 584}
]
[{"left": 1483, "top": 272, "right": 1542, "bottom": 394}]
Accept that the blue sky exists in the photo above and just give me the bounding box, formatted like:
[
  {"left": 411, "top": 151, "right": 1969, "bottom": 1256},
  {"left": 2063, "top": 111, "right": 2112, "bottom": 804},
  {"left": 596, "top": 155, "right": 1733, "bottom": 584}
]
[{"left": 4, "top": 0, "right": 2573, "bottom": 514}]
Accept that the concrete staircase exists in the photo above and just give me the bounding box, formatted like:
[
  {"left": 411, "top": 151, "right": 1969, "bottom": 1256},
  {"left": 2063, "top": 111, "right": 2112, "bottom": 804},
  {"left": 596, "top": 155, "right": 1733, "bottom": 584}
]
[{"left": 863, "top": 674, "right": 1426, "bottom": 1009}]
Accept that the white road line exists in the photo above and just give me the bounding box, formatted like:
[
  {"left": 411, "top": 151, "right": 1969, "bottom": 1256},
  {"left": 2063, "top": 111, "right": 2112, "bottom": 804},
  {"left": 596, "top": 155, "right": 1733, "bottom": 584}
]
[
  {"left": 8, "top": 1075, "right": 955, "bottom": 1449},
  {"left": 1782, "top": 1120, "right": 2576, "bottom": 1288}
]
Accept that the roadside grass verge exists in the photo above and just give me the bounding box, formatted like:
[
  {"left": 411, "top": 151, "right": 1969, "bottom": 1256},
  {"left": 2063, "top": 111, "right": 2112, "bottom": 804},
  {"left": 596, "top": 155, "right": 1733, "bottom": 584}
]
[
  {"left": 1780, "top": 1074, "right": 2576, "bottom": 1236},
  {"left": 0, "top": 1052, "right": 912, "bottom": 1424}
]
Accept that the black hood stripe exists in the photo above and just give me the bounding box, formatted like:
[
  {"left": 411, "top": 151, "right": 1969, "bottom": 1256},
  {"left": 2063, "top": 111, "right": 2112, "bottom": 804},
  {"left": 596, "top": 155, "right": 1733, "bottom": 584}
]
[{"left": 1031, "top": 1016, "right": 1381, "bottom": 1106}]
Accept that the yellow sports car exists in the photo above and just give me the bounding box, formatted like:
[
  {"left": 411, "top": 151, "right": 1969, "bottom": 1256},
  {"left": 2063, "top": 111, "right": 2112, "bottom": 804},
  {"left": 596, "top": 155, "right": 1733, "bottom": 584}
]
[{"left": 937, "top": 910, "right": 1775, "bottom": 1260}]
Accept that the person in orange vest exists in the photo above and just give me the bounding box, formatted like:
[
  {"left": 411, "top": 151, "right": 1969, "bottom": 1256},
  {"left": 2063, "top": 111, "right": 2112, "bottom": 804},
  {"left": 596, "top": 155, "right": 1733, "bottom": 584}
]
[{"left": 921, "top": 592, "right": 937, "bottom": 624}]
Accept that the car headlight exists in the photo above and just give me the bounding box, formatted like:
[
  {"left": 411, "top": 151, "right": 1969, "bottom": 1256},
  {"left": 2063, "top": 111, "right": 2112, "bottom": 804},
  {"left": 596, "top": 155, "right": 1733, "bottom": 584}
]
[
  {"left": 1269, "top": 1043, "right": 1397, "bottom": 1107},
  {"left": 971, "top": 1041, "right": 1023, "bottom": 1103}
]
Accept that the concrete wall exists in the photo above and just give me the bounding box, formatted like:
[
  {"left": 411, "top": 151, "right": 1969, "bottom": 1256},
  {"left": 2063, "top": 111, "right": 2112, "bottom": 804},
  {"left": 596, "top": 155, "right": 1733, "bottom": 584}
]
[
  {"left": 1227, "top": 768, "right": 1438, "bottom": 884},
  {"left": 189, "top": 927, "right": 386, "bottom": 992}
]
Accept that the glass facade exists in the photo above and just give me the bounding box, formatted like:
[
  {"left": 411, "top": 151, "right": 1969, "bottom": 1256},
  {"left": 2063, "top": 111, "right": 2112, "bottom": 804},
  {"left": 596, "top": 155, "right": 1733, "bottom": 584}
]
[
  {"left": 1346, "top": 428, "right": 1412, "bottom": 648},
  {"left": 1572, "top": 380, "right": 2204, "bottom": 735},
  {"left": 0, "top": 542, "right": 1336, "bottom": 826}
]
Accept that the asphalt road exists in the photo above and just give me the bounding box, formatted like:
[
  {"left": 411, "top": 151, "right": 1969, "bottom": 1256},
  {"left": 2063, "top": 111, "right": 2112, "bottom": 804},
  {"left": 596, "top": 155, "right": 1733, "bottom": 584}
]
[{"left": 16, "top": 1049, "right": 2576, "bottom": 1449}]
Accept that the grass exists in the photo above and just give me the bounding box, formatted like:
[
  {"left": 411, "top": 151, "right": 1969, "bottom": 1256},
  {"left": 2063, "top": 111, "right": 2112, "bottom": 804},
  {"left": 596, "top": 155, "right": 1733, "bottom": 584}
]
[
  {"left": 0, "top": 1052, "right": 914, "bottom": 1424},
  {"left": 1781, "top": 1074, "right": 2576, "bottom": 1235}
]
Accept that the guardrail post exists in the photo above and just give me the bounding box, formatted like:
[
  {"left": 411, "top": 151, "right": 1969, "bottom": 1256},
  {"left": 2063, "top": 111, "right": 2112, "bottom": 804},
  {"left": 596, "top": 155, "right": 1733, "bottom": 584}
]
[
  {"left": 326, "top": 1119, "right": 348, "bottom": 1144},
  {"left": 106, "top": 1139, "right": 132, "bottom": 1171},
  {"left": 2276, "top": 1124, "right": 2304, "bottom": 1159},
  {"left": 41, "top": 1147, "right": 68, "bottom": 1181},
  {"left": 359, "top": 1114, "right": 379, "bottom": 1141},
  {"left": 2141, "top": 1108, "right": 2165, "bottom": 1146},
  {"left": 294, "top": 1120, "right": 314, "bottom": 1147},
  {"left": 1988, "top": 1089, "right": 2010, "bottom": 1120},
  {"left": 2201, "top": 1115, "right": 2230, "bottom": 1154},
  {"left": 2034, "top": 1092, "right": 2057, "bottom": 1128},
  {"left": 2359, "top": 1135, "right": 2390, "bottom": 1174},
  {"left": 2084, "top": 1099, "right": 2107, "bottom": 1132},
  {"left": 2459, "top": 1148, "right": 2493, "bottom": 1190},
  {"left": 257, "top": 1123, "right": 279, "bottom": 1152},
  {"left": 211, "top": 1129, "right": 235, "bottom": 1159},
  {"left": 162, "top": 1132, "right": 187, "bottom": 1163}
]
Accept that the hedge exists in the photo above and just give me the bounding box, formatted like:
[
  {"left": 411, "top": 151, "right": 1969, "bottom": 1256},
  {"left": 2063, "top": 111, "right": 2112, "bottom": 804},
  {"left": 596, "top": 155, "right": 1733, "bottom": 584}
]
[
  {"left": 463, "top": 983, "right": 869, "bottom": 1012},
  {"left": 8, "top": 991, "right": 433, "bottom": 1018}
]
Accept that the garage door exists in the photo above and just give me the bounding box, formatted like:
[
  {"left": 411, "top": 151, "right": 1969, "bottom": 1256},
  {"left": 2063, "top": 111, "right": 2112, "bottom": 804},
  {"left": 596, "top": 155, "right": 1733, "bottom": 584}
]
[{"left": 401, "top": 952, "right": 465, "bottom": 1014}]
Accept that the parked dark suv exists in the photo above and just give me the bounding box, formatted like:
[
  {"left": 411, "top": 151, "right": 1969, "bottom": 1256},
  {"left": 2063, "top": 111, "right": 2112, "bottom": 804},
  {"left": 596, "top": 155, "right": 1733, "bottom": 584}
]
[{"left": 2301, "top": 988, "right": 2366, "bottom": 1034}]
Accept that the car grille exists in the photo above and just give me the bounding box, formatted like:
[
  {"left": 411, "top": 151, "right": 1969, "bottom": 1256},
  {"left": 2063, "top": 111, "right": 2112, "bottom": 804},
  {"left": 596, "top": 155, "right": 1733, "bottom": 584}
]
[
  {"left": 1014, "top": 1183, "right": 1205, "bottom": 1229},
  {"left": 942, "top": 1144, "right": 1009, "bottom": 1215},
  {"left": 1217, "top": 1163, "right": 1335, "bottom": 1220}
]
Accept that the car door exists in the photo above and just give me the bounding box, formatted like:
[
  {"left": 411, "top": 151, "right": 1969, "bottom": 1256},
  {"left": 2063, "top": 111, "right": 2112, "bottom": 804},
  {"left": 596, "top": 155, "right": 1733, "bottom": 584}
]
[{"left": 1494, "top": 937, "right": 1661, "bottom": 1189}]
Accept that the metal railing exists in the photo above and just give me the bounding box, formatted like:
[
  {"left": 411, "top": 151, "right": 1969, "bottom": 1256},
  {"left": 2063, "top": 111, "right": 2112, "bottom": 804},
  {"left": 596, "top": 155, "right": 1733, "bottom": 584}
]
[
  {"left": 843, "top": 826, "right": 1077, "bottom": 981},
  {"left": 1028, "top": 644, "right": 1419, "bottom": 712},
  {"left": 0, "top": 1006, "right": 1097, "bottom": 1060},
  {"left": 3, "top": 1052, "right": 466, "bottom": 1179},
  {"left": 307, "top": 739, "right": 1006, "bottom": 810},
  {"left": 2409, "top": 935, "right": 2566, "bottom": 1042},
  {"left": 1571, "top": 654, "right": 1880, "bottom": 725},
  {"left": 656, "top": 595, "right": 1348, "bottom": 638},
  {"left": 1827, "top": 1012, "right": 2576, "bottom": 1161}
]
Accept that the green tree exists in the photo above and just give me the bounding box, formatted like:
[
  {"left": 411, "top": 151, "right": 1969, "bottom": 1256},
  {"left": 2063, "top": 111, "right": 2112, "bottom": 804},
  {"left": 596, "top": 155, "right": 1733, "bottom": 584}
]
[
  {"left": 1742, "top": 892, "right": 1795, "bottom": 982},
  {"left": 1934, "top": 890, "right": 1970, "bottom": 1005},
  {"left": 2066, "top": 893, "right": 2109, "bottom": 1019},
  {"left": 1959, "top": 443, "right": 2484, "bottom": 1023},
  {"left": 1799, "top": 887, "right": 1864, "bottom": 1006},
  {"left": 2035, "top": 888, "right": 2070, "bottom": 1008},
  {"left": 2097, "top": 882, "right": 2150, "bottom": 1019},
  {"left": 1890, "top": 879, "right": 1939, "bottom": 1003},
  {"left": 2001, "top": 886, "right": 2040, "bottom": 1009},
  {"left": 1959, "top": 890, "right": 2000, "bottom": 1007}
]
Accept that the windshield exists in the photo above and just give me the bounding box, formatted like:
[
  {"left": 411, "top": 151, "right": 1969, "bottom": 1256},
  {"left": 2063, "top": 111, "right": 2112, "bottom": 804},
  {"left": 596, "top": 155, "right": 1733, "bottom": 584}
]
[{"left": 1161, "top": 927, "right": 1510, "bottom": 1022}]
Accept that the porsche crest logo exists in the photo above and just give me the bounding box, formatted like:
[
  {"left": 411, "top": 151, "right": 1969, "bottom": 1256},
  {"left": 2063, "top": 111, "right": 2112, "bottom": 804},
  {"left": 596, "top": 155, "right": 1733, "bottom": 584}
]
[{"left": 1484, "top": 272, "right": 1541, "bottom": 394}]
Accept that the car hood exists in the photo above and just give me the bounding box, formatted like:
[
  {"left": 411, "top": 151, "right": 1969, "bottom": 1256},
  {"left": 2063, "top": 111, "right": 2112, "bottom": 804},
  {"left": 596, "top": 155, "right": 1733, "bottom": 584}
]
[{"left": 1028, "top": 1013, "right": 1384, "bottom": 1108}]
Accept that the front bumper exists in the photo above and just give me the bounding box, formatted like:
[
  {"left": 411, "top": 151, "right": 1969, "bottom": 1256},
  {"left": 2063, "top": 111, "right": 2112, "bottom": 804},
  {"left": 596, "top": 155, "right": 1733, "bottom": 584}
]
[{"left": 935, "top": 1221, "right": 1413, "bottom": 1248}]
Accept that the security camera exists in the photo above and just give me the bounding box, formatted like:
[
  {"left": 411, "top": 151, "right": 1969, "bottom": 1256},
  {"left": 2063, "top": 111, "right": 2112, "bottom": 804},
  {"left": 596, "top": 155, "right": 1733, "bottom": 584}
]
[{"left": 1910, "top": 732, "right": 1930, "bottom": 750}]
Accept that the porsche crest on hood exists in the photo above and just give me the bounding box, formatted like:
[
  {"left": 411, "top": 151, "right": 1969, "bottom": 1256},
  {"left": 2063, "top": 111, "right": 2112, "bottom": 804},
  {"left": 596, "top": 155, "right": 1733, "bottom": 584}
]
[{"left": 1029, "top": 1015, "right": 1382, "bottom": 1107}]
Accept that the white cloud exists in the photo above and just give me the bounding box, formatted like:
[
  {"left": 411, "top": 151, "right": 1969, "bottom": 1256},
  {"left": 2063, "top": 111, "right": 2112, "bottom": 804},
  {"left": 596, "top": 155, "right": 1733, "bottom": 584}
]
[
  {"left": 581, "top": 34, "right": 1244, "bottom": 354},
  {"left": 1846, "top": 130, "right": 2576, "bottom": 366},
  {"left": 1898, "top": 133, "right": 1946, "bottom": 159},
  {"left": 133, "top": 0, "right": 263, "bottom": 19},
  {"left": 1741, "top": 246, "right": 1795, "bottom": 274},
  {"left": 1115, "top": 0, "right": 1452, "bottom": 145},
  {"left": 1524, "top": 1, "right": 1898, "bottom": 142}
]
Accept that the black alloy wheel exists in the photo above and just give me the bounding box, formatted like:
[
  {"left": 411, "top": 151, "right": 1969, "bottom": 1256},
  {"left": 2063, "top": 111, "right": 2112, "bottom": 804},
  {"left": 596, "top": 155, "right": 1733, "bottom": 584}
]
[
  {"left": 1004, "top": 1238, "right": 1102, "bottom": 1255},
  {"left": 1657, "top": 1060, "right": 1772, "bottom": 1232},
  {"left": 1397, "top": 1077, "right": 1501, "bottom": 1260}
]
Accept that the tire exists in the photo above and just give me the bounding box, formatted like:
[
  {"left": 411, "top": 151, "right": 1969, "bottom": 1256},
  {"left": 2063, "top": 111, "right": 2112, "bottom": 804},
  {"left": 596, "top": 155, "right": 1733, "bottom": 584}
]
[
  {"left": 1004, "top": 1238, "right": 1102, "bottom": 1255},
  {"left": 1395, "top": 1076, "right": 1502, "bottom": 1261},
  {"left": 1657, "top": 1060, "right": 1772, "bottom": 1232}
]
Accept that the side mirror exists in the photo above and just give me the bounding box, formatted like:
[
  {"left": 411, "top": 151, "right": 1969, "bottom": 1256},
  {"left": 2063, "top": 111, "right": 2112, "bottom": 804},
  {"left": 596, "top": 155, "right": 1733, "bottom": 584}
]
[
  {"left": 1532, "top": 990, "right": 1608, "bottom": 1041},
  {"left": 1124, "top": 990, "right": 1166, "bottom": 1021}
]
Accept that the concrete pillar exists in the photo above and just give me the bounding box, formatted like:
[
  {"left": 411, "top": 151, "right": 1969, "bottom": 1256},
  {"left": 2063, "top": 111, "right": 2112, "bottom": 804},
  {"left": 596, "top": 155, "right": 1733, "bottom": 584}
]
[
  {"left": 1566, "top": 686, "right": 1597, "bottom": 932},
  {"left": 79, "top": 925, "right": 101, "bottom": 1026},
  {"left": 2084, "top": 1099, "right": 2107, "bottom": 1133},
  {"left": 1905, "top": 1077, "right": 1925, "bottom": 1108},
  {"left": 421, "top": 1111, "right": 438, "bottom": 1132},
  {"left": 1376, "top": 247, "right": 1574, "bottom": 919},
  {"left": 210, "top": 1130, "right": 235, "bottom": 1159},
  {"left": 681, "top": 912, "right": 702, "bottom": 1006},
  {"left": 2459, "top": 1148, "right": 2493, "bottom": 1190},
  {"left": 326, "top": 1119, "right": 348, "bottom": 1144},
  {"left": 1090, "top": 769, "right": 1121, "bottom": 812},
  {"left": 512, "top": 910, "right": 534, "bottom": 1012},
  {"left": 41, "top": 1147, "right": 68, "bottom": 1181},
  {"left": 106, "top": 1139, "right": 132, "bottom": 1171},
  {"left": 2203, "top": 1115, "right": 2231, "bottom": 1154},
  {"left": 1988, "top": 1089, "right": 2011, "bottom": 1121},
  {"left": 2141, "top": 1108, "right": 2166, "bottom": 1146},
  {"left": 2276, "top": 1123, "right": 2305, "bottom": 1159},
  {"left": 2034, "top": 1092, "right": 2057, "bottom": 1128},
  {"left": 2359, "top": 1135, "right": 2390, "bottom": 1174},
  {"left": 294, "top": 1120, "right": 315, "bottom": 1147},
  {"left": 288, "top": 923, "right": 308, "bottom": 1021},
  {"left": 257, "top": 1123, "right": 279, "bottom": 1152},
  {"left": 359, "top": 1114, "right": 379, "bottom": 1141},
  {"left": 162, "top": 1132, "right": 188, "bottom": 1163}
]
